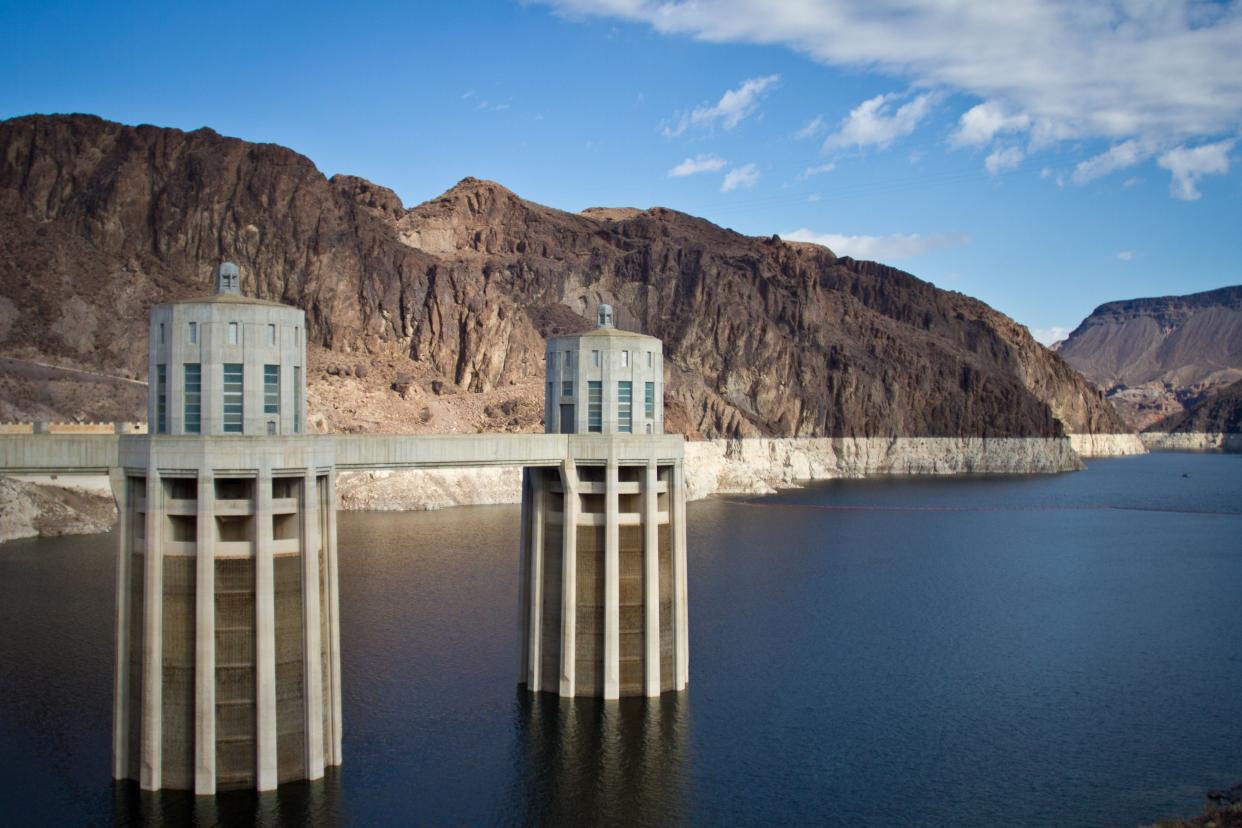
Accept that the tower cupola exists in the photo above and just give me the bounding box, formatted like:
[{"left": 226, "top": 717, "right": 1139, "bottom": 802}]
[{"left": 215, "top": 261, "right": 241, "bottom": 295}]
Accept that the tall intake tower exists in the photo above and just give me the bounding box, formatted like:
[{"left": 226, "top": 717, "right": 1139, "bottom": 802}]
[
  {"left": 112, "top": 262, "right": 341, "bottom": 793},
  {"left": 518, "top": 304, "right": 689, "bottom": 698}
]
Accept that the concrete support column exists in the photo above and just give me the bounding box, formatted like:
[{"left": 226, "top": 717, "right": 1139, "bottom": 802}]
[
  {"left": 140, "top": 464, "right": 163, "bottom": 790},
  {"left": 526, "top": 470, "right": 545, "bottom": 692},
  {"left": 301, "top": 471, "right": 325, "bottom": 780},
  {"left": 603, "top": 459, "right": 620, "bottom": 700},
  {"left": 110, "top": 469, "right": 131, "bottom": 779},
  {"left": 254, "top": 470, "right": 278, "bottom": 791},
  {"left": 194, "top": 470, "right": 216, "bottom": 795},
  {"left": 558, "top": 461, "right": 578, "bottom": 697},
  {"left": 673, "top": 460, "right": 689, "bottom": 691},
  {"left": 642, "top": 460, "right": 661, "bottom": 697},
  {"left": 517, "top": 469, "right": 531, "bottom": 684},
  {"left": 325, "top": 472, "right": 343, "bottom": 765}
]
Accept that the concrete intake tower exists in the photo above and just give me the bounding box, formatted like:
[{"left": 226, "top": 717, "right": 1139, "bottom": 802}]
[
  {"left": 518, "top": 304, "right": 689, "bottom": 698},
  {"left": 112, "top": 263, "right": 340, "bottom": 793}
]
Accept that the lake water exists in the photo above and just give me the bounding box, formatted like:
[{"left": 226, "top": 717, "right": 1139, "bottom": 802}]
[{"left": 1, "top": 452, "right": 1239, "bottom": 826}]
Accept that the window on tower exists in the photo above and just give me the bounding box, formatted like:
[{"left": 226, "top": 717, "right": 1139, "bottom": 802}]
[
  {"left": 184, "top": 364, "right": 201, "bottom": 433},
  {"left": 223, "top": 363, "right": 244, "bottom": 432},
  {"left": 587, "top": 381, "right": 602, "bottom": 432},
  {"left": 618, "top": 381, "right": 633, "bottom": 433},
  {"left": 264, "top": 365, "right": 280, "bottom": 414}
]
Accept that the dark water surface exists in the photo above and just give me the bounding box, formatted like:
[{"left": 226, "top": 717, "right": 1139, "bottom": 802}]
[{"left": 1, "top": 452, "right": 1240, "bottom": 826}]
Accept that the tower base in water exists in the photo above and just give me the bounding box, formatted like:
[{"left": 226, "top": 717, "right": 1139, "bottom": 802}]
[
  {"left": 517, "top": 435, "right": 688, "bottom": 698},
  {"left": 112, "top": 437, "right": 341, "bottom": 793}
]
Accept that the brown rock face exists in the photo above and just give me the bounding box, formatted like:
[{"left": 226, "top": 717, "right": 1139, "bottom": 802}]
[
  {"left": 1058, "top": 285, "right": 1242, "bottom": 430},
  {"left": 1147, "top": 379, "right": 1242, "bottom": 434},
  {"left": 0, "top": 114, "right": 1124, "bottom": 438}
]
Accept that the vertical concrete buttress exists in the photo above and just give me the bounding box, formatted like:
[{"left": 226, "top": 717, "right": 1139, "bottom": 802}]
[
  {"left": 140, "top": 462, "right": 163, "bottom": 791},
  {"left": 302, "top": 470, "right": 325, "bottom": 780},
  {"left": 255, "top": 470, "right": 278, "bottom": 792},
  {"left": 517, "top": 469, "right": 531, "bottom": 684},
  {"left": 642, "top": 460, "right": 661, "bottom": 697},
  {"left": 110, "top": 469, "right": 130, "bottom": 780},
  {"left": 559, "top": 460, "right": 579, "bottom": 697},
  {"left": 326, "top": 471, "right": 343, "bottom": 766},
  {"left": 526, "top": 471, "right": 545, "bottom": 691},
  {"left": 674, "top": 460, "right": 689, "bottom": 691},
  {"left": 194, "top": 470, "right": 216, "bottom": 794},
  {"left": 603, "top": 458, "right": 621, "bottom": 700}
]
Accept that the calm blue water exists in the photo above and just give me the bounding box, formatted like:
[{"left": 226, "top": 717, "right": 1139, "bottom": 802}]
[{"left": 1, "top": 451, "right": 1239, "bottom": 826}]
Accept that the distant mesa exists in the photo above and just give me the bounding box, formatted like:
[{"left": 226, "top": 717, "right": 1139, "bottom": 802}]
[{"left": 1057, "top": 285, "right": 1242, "bottom": 430}]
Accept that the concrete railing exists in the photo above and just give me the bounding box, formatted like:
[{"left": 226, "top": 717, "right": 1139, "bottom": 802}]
[
  {"left": 0, "top": 421, "right": 147, "bottom": 435},
  {"left": 0, "top": 434, "right": 121, "bottom": 473},
  {"left": 0, "top": 432, "right": 685, "bottom": 475}
]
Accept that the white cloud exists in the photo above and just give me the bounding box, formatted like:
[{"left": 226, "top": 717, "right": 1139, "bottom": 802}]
[
  {"left": 803, "top": 161, "right": 836, "bottom": 176},
  {"left": 540, "top": 1, "right": 1242, "bottom": 199},
  {"left": 823, "top": 92, "right": 937, "bottom": 151},
  {"left": 541, "top": 1, "right": 1242, "bottom": 143},
  {"left": 952, "top": 101, "right": 1031, "bottom": 147},
  {"left": 668, "top": 154, "right": 728, "bottom": 177},
  {"left": 1031, "top": 326, "right": 1070, "bottom": 347},
  {"left": 664, "top": 74, "right": 780, "bottom": 136},
  {"left": 807, "top": 193, "right": 822, "bottom": 202},
  {"left": 795, "top": 115, "right": 826, "bottom": 139},
  {"left": 985, "top": 146, "right": 1024, "bottom": 174},
  {"left": 721, "top": 163, "right": 760, "bottom": 192},
  {"left": 782, "top": 228, "right": 969, "bottom": 261},
  {"left": 1071, "top": 139, "right": 1155, "bottom": 185},
  {"left": 1117, "top": 250, "right": 1135, "bottom": 261},
  {"left": 1157, "top": 139, "right": 1236, "bottom": 200},
  {"left": 1122, "top": 176, "right": 1144, "bottom": 188}
]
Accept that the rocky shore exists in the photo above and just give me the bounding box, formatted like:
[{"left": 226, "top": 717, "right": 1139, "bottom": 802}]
[
  {"left": 0, "top": 476, "right": 116, "bottom": 543},
  {"left": 1140, "top": 432, "right": 1242, "bottom": 452},
  {"left": 331, "top": 436, "right": 1089, "bottom": 513},
  {"left": 1067, "top": 433, "right": 1148, "bottom": 458}
]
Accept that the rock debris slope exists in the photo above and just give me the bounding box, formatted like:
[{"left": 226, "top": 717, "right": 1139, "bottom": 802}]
[{"left": 0, "top": 114, "right": 1124, "bottom": 440}]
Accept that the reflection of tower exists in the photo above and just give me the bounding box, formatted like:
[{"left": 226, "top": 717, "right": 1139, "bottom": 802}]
[
  {"left": 111, "top": 263, "right": 341, "bottom": 793},
  {"left": 509, "top": 693, "right": 689, "bottom": 824},
  {"left": 518, "top": 305, "right": 689, "bottom": 698}
]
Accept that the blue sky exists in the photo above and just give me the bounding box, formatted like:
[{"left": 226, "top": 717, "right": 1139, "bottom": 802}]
[{"left": 2, "top": 0, "right": 1240, "bottom": 342}]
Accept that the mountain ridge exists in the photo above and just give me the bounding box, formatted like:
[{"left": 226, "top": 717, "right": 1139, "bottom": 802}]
[{"left": 0, "top": 113, "right": 1125, "bottom": 439}]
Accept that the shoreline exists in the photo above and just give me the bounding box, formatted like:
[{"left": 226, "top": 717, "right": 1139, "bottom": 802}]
[
  {"left": 337, "top": 435, "right": 1099, "bottom": 511},
  {"left": 1140, "top": 432, "right": 1242, "bottom": 453},
  {"left": 5, "top": 433, "right": 1218, "bottom": 541}
]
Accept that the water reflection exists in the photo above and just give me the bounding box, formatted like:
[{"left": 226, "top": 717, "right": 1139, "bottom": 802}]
[
  {"left": 112, "top": 770, "right": 343, "bottom": 828},
  {"left": 506, "top": 690, "right": 689, "bottom": 826}
]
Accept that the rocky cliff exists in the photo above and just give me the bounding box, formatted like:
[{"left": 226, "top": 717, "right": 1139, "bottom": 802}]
[
  {"left": 1057, "top": 285, "right": 1242, "bottom": 429},
  {"left": 0, "top": 114, "right": 1125, "bottom": 441},
  {"left": 1147, "top": 379, "right": 1242, "bottom": 435}
]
